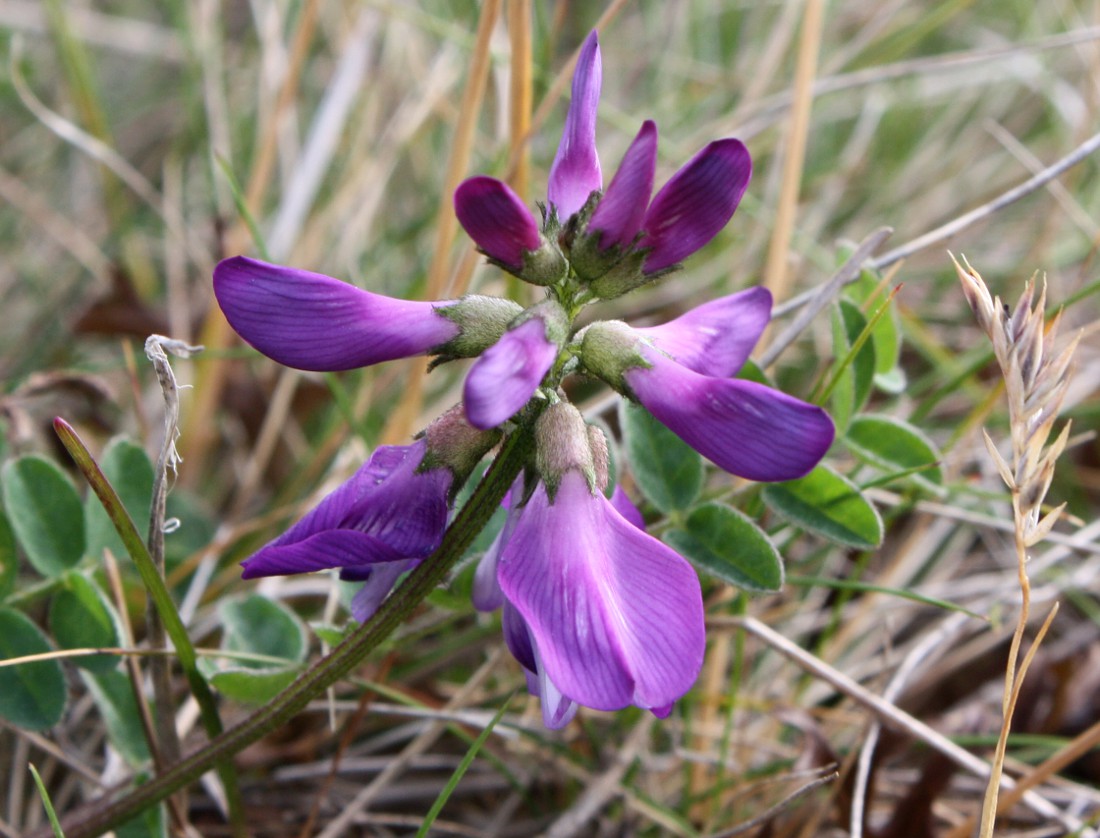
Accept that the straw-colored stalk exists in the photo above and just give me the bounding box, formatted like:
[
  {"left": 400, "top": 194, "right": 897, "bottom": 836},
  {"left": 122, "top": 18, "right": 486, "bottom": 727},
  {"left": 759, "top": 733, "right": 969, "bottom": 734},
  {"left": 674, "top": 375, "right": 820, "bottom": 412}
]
[{"left": 951, "top": 254, "right": 1077, "bottom": 838}]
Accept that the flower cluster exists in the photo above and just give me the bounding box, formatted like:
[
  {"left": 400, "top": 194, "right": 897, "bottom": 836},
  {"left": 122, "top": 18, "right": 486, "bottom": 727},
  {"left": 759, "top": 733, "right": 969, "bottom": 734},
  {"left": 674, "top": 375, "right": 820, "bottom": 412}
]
[{"left": 214, "top": 31, "right": 834, "bottom": 727}]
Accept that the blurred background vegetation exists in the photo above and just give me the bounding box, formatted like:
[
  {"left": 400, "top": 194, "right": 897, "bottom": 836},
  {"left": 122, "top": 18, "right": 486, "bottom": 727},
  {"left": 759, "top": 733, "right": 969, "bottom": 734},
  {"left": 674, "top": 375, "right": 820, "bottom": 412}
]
[{"left": 0, "top": 1, "right": 1098, "bottom": 835}]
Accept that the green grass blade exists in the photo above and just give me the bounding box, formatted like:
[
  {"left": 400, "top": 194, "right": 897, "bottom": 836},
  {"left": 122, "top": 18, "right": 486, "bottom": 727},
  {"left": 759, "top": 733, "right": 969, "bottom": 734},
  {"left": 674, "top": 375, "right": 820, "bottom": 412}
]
[
  {"left": 28, "top": 764, "right": 66, "bottom": 838},
  {"left": 416, "top": 693, "right": 514, "bottom": 838}
]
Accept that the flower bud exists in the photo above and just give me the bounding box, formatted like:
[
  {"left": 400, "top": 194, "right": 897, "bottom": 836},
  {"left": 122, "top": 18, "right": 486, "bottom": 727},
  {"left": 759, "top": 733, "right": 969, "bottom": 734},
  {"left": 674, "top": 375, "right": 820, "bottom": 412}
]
[{"left": 454, "top": 176, "right": 567, "bottom": 286}]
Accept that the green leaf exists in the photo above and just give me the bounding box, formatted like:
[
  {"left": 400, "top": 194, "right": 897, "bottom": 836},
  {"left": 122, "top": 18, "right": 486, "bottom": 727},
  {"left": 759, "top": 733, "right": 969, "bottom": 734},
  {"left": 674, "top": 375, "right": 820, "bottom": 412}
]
[
  {"left": 83, "top": 669, "right": 151, "bottom": 766},
  {"left": 220, "top": 594, "right": 307, "bottom": 667},
  {"left": 49, "top": 572, "right": 121, "bottom": 672},
  {"left": 665, "top": 502, "right": 783, "bottom": 592},
  {"left": 846, "top": 414, "right": 943, "bottom": 489},
  {"left": 0, "top": 606, "right": 67, "bottom": 730},
  {"left": 85, "top": 438, "right": 154, "bottom": 563},
  {"left": 621, "top": 401, "right": 703, "bottom": 514},
  {"left": 310, "top": 621, "right": 354, "bottom": 646},
  {"left": 2, "top": 455, "right": 85, "bottom": 576},
  {"left": 208, "top": 666, "right": 299, "bottom": 705},
  {"left": 762, "top": 465, "right": 883, "bottom": 550},
  {"left": 210, "top": 595, "right": 307, "bottom": 704},
  {"left": 0, "top": 508, "right": 16, "bottom": 600}
]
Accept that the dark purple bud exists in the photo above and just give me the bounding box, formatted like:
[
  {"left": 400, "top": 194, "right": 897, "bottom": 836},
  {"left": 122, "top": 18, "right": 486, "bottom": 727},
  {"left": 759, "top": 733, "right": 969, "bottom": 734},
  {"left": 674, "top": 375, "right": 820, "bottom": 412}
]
[
  {"left": 588, "top": 120, "right": 658, "bottom": 251},
  {"left": 639, "top": 138, "right": 752, "bottom": 273},
  {"left": 454, "top": 176, "right": 541, "bottom": 269}
]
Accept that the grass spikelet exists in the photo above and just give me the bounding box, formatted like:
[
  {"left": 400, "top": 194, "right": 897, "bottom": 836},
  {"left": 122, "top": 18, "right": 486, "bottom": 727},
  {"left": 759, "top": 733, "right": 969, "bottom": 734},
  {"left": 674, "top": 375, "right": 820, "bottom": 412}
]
[{"left": 951, "top": 253, "right": 1078, "bottom": 838}]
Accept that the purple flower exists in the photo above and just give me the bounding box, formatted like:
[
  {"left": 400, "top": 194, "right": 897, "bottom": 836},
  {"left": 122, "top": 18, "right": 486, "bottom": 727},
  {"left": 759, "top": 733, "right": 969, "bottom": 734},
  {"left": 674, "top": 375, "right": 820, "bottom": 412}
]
[
  {"left": 609, "top": 484, "right": 645, "bottom": 530},
  {"left": 503, "top": 602, "right": 578, "bottom": 729},
  {"left": 453, "top": 177, "right": 541, "bottom": 270},
  {"left": 497, "top": 470, "right": 705, "bottom": 715},
  {"left": 240, "top": 440, "right": 452, "bottom": 579},
  {"left": 633, "top": 138, "right": 752, "bottom": 274},
  {"left": 214, "top": 256, "right": 460, "bottom": 371},
  {"left": 586, "top": 120, "right": 658, "bottom": 251},
  {"left": 463, "top": 302, "right": 566, "bottom": 430},
  {"left": 454, "top": 28, "right": 750, "bottom": 296},
  {"left": 632, "top": 286, "right": 772, "bottom": 377},
  {"left": 586, "top": 128, "right": 752, "bottom": 277},
  {"left": 625, "top": 346, "right": 834, "bottom": 482},
  {"left": 238, "top": 406, "right": 501, "bottom": 620},
  {"left": 341, "top": 559, "right": 418, "bottom": 623},
  {"left": 547, "top": 30, "right": 603, "bottom": 219},
  {"left": 579, "top": 293, "right": 834, "bottom": 482}
]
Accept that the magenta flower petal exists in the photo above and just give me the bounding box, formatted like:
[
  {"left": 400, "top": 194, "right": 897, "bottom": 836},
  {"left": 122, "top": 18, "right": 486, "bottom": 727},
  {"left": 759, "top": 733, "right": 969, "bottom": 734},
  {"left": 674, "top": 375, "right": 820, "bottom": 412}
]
[
  {"left": 625, "top": 349, "right": 834, "bottom": 481},
  {"left": 498, "top": 473, "right": 705, "bottom": 712},
  {"left": 588, "top": 120, "right": 657, "bottom": 250},
  {"left": 240, "top": 441, "right": 452, "bottom": 579},
  {"left": 464, "top": 318, "right": 558, "bottom": 430},
  {"left": 633, "top": 286, "right": 772, "bottom": 377},
  {"left": 610, "top": 485, "right": 645, "bottom": 530},
  {"left": 547, "top": 31, "right": 602, "bottom": 219},
  {"left": 639, "top": 138, "right": 752, "bottom": 273},
  {"left": 502, "top": 600, "right": 537, "bottom": 673},
  {"left": 214, "top": 256, "right": 459, "bottom": 371},
  {"left": 472, "top": 480, "right": 525, "bottom": 612},
  {"left": 531, "top": 637, "right": 579, "bottom": 729},
  {"left": 454, "top": 176, "right": 541, "bottom": 269},
  {"left": 346, "top": 558, "right": 418, "bottom": 622}
]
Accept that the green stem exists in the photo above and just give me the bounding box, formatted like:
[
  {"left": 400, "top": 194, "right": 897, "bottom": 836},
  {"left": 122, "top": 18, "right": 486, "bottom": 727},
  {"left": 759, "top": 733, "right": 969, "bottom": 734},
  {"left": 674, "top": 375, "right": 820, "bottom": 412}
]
[{"left": 44, "top": 419, "right": 536, "bottom": 838}]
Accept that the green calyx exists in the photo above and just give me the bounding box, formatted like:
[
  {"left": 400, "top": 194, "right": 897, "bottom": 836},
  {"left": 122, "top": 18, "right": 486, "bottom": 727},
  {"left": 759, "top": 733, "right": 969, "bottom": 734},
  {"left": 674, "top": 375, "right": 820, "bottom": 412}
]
[
  {"left": 419, "top": 405, "right": 503, "bottom": 494},
  {"left": 533, "top": 402, "right": 599, "bottom": 501},
  {"left": 576, "top": 320, "right": 651, "bottom": 394},
  {"left": 434, "top": 295, "right": 524, "bottom": 364}
]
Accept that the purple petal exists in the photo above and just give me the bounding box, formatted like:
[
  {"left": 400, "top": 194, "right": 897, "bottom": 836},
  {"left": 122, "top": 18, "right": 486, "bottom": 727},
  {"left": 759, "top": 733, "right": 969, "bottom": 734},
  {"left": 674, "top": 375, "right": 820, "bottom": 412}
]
[
  {"left": 464, "top": 318, "right": 558, "bottom": 430},
  {"left": 502, "top": 600, "right": 536, "bottom": 673},
  {"left": 241, "top": 530, "right": 408, "bottom": 577},
  {"left": 633, "top": 286, "right": 772, "bottom": 377},
  {"left": 240, "top": 441, "right": 452, "bottom": 578},
  {"left": 454, "top": 176, "right": 541, "bottom": 269},
  {"left": 214, "top": 256, "right": 459, "bottom": 371},
  {"left": 498, "top": 473, "right": 705, "bottom": 712},
  {"left": 639, "top": 139, "right": 752, "bottom": 273},
  {"left": 472, "top": 488, "right": 524, "bottom": 612},
  {"left": 348, "top": 559, "right": 418, "bottom": 622},
  {"left": 625, "top": 349, "right": 835, "bottom": 481},
  {"left": 547, "top": 31, "right": 602, "bottom": 219},
  {"left": 588, "top": 121, "right": 657, "bottom": 250},
  {"left": 610, "top": 485, "right": 645, "bottom": 530},
  {"left": 533, "top": 640, "right": 579, "bottom": 729}
]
